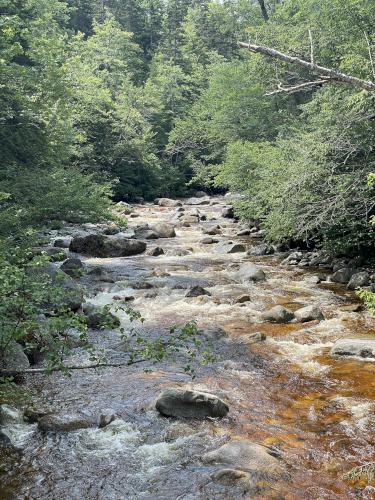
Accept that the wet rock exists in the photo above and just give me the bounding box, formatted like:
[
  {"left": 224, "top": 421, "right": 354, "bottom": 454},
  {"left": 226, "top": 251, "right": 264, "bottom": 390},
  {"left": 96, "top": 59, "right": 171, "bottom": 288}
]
[
  {"left": 330, "top": 267, "right": 356, "bottom": 284},
  {"left": 155, "top": 388, "right": 229, "bottom": 419},
  {"left": 186, "top": 286, "right": 211, "bottom": 297},
  {"left": 132, "top": 280, "right": 154, "bottom": 289},
  {"left": 331, "top": 338, "right": 375, "bottom": 359},
  {"left": 222, "top": 206, "right": 234, "bottom": 218},
  {"left": 217, "top": 242, "right": 246, "bottom": 254},
  {"left": 186, "top": 197, "right": 210, "bottom": 205},
  {"left": 180, "top": 215, "right": 199, "bottom": 225},
  {"left": 261, "top": 305, "right": 295, "bottom": 323},
  {"left": 112, "top": 295, "right": 134, "bottom": 302},
  {"left": 308, "top": 252, "right": 333, "bottom": 268},
  {"left": 70, "top": 234, "right": 146, "bottom": 257},
  {"left": 103, "top": 223, "right": 120, "bottom": 235},
  {"left": 248, "top": 244, "right": 274, "bottom": 256},
  {"left": 237, "top": 263, "right": 266, "bottom": 282},
  {"left": 38, "top": 413, "right": 95, "bottom": 432},
  {"left": 282, "top": 251, "right": 303, "bottom": 265},
  {"left": 164, "top": 422, "right": 196, "bottom": 441},
  {"left": 202, "top": 440, "right": 284, "bottom": 475},
  {"left": 294, "top": 305, "right": 324, "bottom": 323},
  {"left": 202, "top": 326, "right": 228, "bottom": 339},
  {"left": 203, "top": 225, "right": 221, "bottom": 235},
  {"left": 24, "top": 407, "right": 50, "bottom": 423},
  {"left": 82, "top": 304, "right": 121, "bottom": 329},
  {"left": 347, "top": 271, "right": 370, "bottom": 290},
  {"left": 237, "top": 229, "right": 251, "bottom": 236},
  {"left": 0, "top": 342, "right": 30, "bottom": 373},
  {"left": 53, "top": 237, "right": 71, "bottom": 248},
  {"left": 134, "top": 225, "right": 159, "bottom": 239},
  {"left": 60, "top": 258, "right": 84, "bottom": 278},
  {"left": 340, "top": 303, "right": 364, "bottom": 313},
  {"left": 235, "top": 294, "right": 251, "bottom": 304},
  {"left": 158, "top": 198, "right": 182, "bottom": 207},
  {"left": 144, "top": 291, "right": 158, "bottom": 298},
  {"left": 32, "top": 246, "right": 67, "bottom": 262},
  {"left": 98, "top": 410, "right": 117, "bottom": 428},
  {"left": 237, "top": 332, "right": 266, "bottom": 344},
  {"left": 0, "top": 405, "right": 24, "bottom": 426},
  {"left": 201, "top": 237, "right": 218, "bottom": 244},
  {"left": 153, "top": 222, "right": 176, "bottom": 238},
  {"left": 147, "top": 246, "right": 164, "bottom": 256}
]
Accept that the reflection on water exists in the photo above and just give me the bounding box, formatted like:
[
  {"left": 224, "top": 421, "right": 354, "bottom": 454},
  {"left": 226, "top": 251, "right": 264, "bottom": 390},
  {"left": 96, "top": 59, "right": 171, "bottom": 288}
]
[{"left": 1, "top": 197, "right": 374, "bottom": 499}]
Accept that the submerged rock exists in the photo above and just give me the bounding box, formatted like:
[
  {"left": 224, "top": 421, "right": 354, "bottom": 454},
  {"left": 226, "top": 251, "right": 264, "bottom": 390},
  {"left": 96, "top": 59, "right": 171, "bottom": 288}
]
[
  {"left": 331, "top": 338, "right": 375, "bottom": 359},
  {"left": 237, "top": 263, "right": 266, "bottom": 282},
  {"left": 294, "top": 305, "right": 324, "bottom": 323},
  {"left": 70, "top": 234, "right": 146, "bottom": 257},
  {"left": 347, "top": 271, "right": 370, "bottom": 290},
  {"left": 186, "top": 286, "right": 211, "bottom": 297},
  {"left": 147, "top": 246, "right": 164, "bottom": 256},
  {"left": 38, "top": 413, "right": 95, "bottom": 432},
  {"left": 261, "top": 305, "right": 295, "bottom": 323},
  {"left": 155, "top": 388, "right": 229, "bottom": 419}
]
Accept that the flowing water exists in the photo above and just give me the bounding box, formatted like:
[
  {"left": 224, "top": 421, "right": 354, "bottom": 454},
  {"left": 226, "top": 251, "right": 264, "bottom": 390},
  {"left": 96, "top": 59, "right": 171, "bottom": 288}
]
[{"left": 1, "top": 196, "right": 375, "bottom": 499}]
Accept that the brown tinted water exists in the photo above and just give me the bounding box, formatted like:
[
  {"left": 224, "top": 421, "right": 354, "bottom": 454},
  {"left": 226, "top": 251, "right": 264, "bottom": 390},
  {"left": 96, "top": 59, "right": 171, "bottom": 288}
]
[{"left": 1, "top": 197, "right": 374, "bottom": 499}]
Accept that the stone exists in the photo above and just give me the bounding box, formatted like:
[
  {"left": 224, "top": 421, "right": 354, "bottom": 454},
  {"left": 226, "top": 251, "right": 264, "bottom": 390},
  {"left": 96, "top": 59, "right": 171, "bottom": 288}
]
[
  {"left": 330, "top": 267, "right": 356, "bottom": 284},
  {"left": 202, "top": 440, "right": 284, "bottom": 476},
  {"left": 235, "top": 294, "right": 251, "bottom": 304},
  {"left": 216, "top": 242, "right": 246, "bottom": 254},
  {"left": 347, "top": 272, "right": 370, "bottom": 290},
  {"left": 294, "top": 305, "right": 324, "bottom": 323},
  {"left": 186, "top": 286, "right": 211, "bottom": 297},
  {"left": 247, "top": 244, "right": 273, "bottom": 256},
  {"left": 82, "top": 304, "right": 121, "bottom": 329},
  {"left": 53, "top": 238, "right": 71, "bottom": 248},
  {"left": 194, "top": 191, "right": 208, "bottom": 198},
  {"left": 155, "top": 388, "right": 229, "bottom": 419},
  {"left": 98, "top": 410, "right": 117, "bottom": 428},
  {"left": 112, "top": 295, "right": 134, "bottom": 302},
  {"left": 0, "top": 342, "right": 30, "bottom": 373},
  {"left": 180, "top": 215, "right": 199, "bottom": 224},
  {"left": 158, "top": 198, "right": 182, "bottom": 207},
  {"left": 201, "top": 237, "right": 218, "bottom": 244},
  {"left": 60, "top": 258, "right": 84, "bottom": 278},
  {"left": 147, "top": 246, "right": 164, "bottom": 256},
  {"left": 222, "top": 206, "right": 234, "bottom": 218},
  {"left": 237, "top": 229, "right": 251, "bottom": 236},
  {"left": 0, "top": 405, "right": 24, "bottom": 426},
  {"left": 237, "top": 263, "right": 266, "bottom": 282},
  {"left": 186, "top": 197, "right": 210, "bottom": 205},
  {"left": 203, "top": 225, "right": 221, "bottom": 235},
  {"left": 38, "top": 413, "right": 95, "bottom": 432},
  {"left": 331, "top": 338, "right": 375, "bottom": 359},
  {"left": 282, "top": 251, "right": 303, "bottom": 265},
  {"left": 103, "top": 223, "right": 120, "bottom": 235},
  {"left": 164, "top": 422, "right": 196, "bottom": 441},
  {"left": 132, "top": 280, "right": 153, "bottom": 289},
  {"left": 32, "top": 246, "right": 67, "bottom": 262},
  {"left": 237, "top": 332, "right": 266, "bottom": 344},
  {"left": 115, "top": 201, "right": 132, "bottom": 215},
  {"left": 134, "top": 225, "right": 159, "bottom": 239},
  {"left": 70, "top": 234, "right": 146, "bottom": 257},
  {"left": 261, "top": 305, "right": 295, "bottom": 323},
  {"left": 340, "top": 303, "right": 364, "bottom": 313},
  {"left": 153, "top": 223, "right": 176, "bottom": 238}
]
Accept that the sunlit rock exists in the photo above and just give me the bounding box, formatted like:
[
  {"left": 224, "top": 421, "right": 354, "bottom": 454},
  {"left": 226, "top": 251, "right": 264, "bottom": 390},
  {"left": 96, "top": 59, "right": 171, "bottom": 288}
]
[
  {"left": 156, "top": 388, "right": 229, "bottom": 419},
  {"left": 294, "top": 305, "right": 324, "bottom": 323},
  {"left": 261, "top": 305, "right": 294, "bottom": 323}
]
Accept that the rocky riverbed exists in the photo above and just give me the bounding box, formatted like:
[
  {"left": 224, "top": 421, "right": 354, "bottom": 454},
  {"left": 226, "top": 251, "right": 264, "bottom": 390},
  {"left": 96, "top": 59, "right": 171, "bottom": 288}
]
[{"left": 1, "top": 195, "right": 375, "bottom": 499}]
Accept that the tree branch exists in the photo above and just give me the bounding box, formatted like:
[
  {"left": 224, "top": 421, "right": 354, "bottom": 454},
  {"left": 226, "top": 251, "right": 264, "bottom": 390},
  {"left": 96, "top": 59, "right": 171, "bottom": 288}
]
[
  {"left": 265, "top": 79, "right": 330, "bottom": 96},
  {"left": 238, "top": 42, "right": 375, "bottom": 91}
]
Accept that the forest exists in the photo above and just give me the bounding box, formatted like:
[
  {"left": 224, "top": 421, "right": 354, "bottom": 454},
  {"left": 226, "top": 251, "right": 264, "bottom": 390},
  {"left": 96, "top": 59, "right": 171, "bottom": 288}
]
[{"left": 1, "top": 1, "right": 375, "bottom": 498}]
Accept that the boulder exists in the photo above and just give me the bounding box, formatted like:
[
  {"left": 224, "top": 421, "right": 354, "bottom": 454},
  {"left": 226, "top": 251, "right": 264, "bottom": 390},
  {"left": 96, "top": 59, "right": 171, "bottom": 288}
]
[
  {"left": 60, "top": 258, "right": 84, "bottom": 278},
  {"left": 102, "top": 223, "right": 120, "bottom": 235},
  {"left": 98, "top": 409, "right": 117, "bottom": 428},
  {"left": 0, "top": 342, "right": 30, "bottom": 373},
  {"left": 194, "top": 191, "right": 208, "bottom": 198},
  {"left": 247, "top": 244, "right": 274, "bottom": 256},
  {"left": 347, "top": 272, "right": 370, "bottom": 290},
  {"left": 32, "top": 246, "right": 67, "bottom": 262},
  {"left": 203, "top": 225, "right": 221, "bottom": 235},
  {"left": 216, "top": 242, "right": 246, "bottom": 254},
  {"left": 237, "top": 263, "right": 266, "bottom": 282},
  {"left": 115, "top": 201, "right": 132, "bottom": 215},
  {"left": 331, "top": 338, "right": 375, "bottom": 359},
  {"left": 53, "top": 238, "right": 71, "bottom": 248},
  {"left": 82, "top": 304, "right": 120, "bottom": 329},
  {"left": 235, "top": 294, "right": 251, "bottom": 304},
  {"left": 0, "top": 405, "right": 24, "bottom": 426},
  {"left": 202, "top": 440, "right": 284, "bottom": 476},
  {"left": 155, "top": 388, "right": 229, "bottom": 419},
  {"left": 237, "top": 229, "right": 251, "bottom": 236},
  {"left": 153, "top": 223, "right": 176, "bottom": 238},
  {"left": 222, "top": 206, "right": 234, "bottom": 218},
  {"left": 158, "top": 198, "right": 182, "bottom": 207},
  {"left": 147, "top": 247, "right": 164, "bottom": 256},
  {"left": 261, "top": 305, "right": 295, "bottom": 323},
  {"left": 38, "top": 413, "right": 95, "bottom": 432},
  {"left": 180, "top": 215, "right": 199, "bottom": 225},
  {"left": 201, "top": 237, "right": 218, "bottom": 244},
  {"left": 186, "top": 286, "right": 211, "bottom": 297},
  {"left": 70, "top": 234, "right": 146, "bottom": 257},
  {"left": 294, "top": 305, "right": 324, "bottom": 323},
  {"left": 186, "top": 197, "right": 210, "bottom": 206},
  {"left": 134, "top": 225, "right": 159, "bottom": 239},
  {"left": 330, "top": 267, "right": 356, "bottom": 284}
]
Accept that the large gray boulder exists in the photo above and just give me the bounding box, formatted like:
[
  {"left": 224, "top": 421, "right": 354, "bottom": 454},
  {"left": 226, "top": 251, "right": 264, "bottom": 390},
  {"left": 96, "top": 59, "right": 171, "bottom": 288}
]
[
  {"left": 222, "top": 206, "right": 235, "bottom": 218},
  {"left": 331, "top": 267, "right": 356, "bottom": 284},
  {"left": 158, "top": 198, "right": 182, "bottom": 207},
  {"left": 347, "top": 272, "right": 370, "bottom": 290},
  {"left": 216, "top": 242, "right": 246, "bottom": 254},
  {"left": 247, "top": 244, "right": 274, "bottom": 256},
  {"left": 180, "top": 215, "right": 199, "bottom": 225},
  {"left": 203, "top": 225, "right": 221, "bottom": 235},
  {"left": 70, "top": 234, "right": 146, "bottom": 257},
  {"left": 0, "top": 342, "right": 30, "bottom": 373},
  {"left": 294, "top": 305, "right": 324, "bottom": 323},
  {"left": 331, "top": 338, "right": 375, "bottom": 359},
  {"left": 261, "top": 305, "right": 295, "bottom": 323},
  {"left": 0, "top": 405, "right": 24, "bottom": 426},
  {"left": 202, "top": 440, "right": 284, "bottom": 476},
  {"left": 155, "top": 388, "right": 229, "bottom": 419},
  {"left": 153, "top": 223, "right": 176, "bottom": 238},
  {"left": 38, "top": 413, "right": 95, "bottom": 432},
  {"left": 60, "top": 258, "right": 84, "bottom": 278},
  {"left": 134, "top": 225, "right": 159, "bottom": 239},
  {"left": 237, "top": 263, "right": 266, "bottom": 282}
]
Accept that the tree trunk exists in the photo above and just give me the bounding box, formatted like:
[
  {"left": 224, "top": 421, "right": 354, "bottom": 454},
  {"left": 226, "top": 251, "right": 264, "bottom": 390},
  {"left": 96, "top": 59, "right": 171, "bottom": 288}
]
[{"left": 257, "top": 0, "right": 269, "bottom": 22}]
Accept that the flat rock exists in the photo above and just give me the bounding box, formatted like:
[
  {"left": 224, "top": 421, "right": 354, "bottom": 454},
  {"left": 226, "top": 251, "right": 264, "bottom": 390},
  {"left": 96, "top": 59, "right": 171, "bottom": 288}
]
[
  {"left": 70, "top": 234, "right": 146, "bottom": 257},
  {"left": 237, "top": 263, "right": 266, "bottom": 282},
  {"left": 53, "top": 238, "right": 71, "bottom": 248},
  {"left": 294, "top": 305, "right": 324, "bottom": 323},
  {"left": 38, "top": 413, "right": 95, "bottom": 432},
  {"left": 186, "top": 286, "right": 211, "bottom": 297},
  {"left": 235, "top": 294, "right": 251, "bottom": 304},
  {"left": 158, "top": 198, "right": 182, "bottom": 207},
  {"left": 331, "top": 338, "right": 375, "bottom": 359},
  {"left": 201, "top": 237, "right": 218, "bottom": 244},
  {"left": 261, "top": 305, "right": 295, "bottom": 323},
  {"left": 217, "top": 242, "right": 246, "bottom": 254},
  {"left": 155, "top": 388, "right": 229, "bottom": 419}
]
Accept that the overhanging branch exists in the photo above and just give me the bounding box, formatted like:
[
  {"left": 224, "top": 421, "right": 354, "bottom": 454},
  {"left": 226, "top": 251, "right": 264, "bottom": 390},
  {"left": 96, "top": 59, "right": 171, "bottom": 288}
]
[{"left": 239, "top": 42, "right": 375, "bottom": 92}]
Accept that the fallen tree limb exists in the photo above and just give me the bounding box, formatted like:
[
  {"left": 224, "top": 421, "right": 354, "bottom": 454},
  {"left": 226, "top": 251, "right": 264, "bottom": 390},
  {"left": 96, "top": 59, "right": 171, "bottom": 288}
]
[
  {"left": 238, "top": 42, "right": 375, "bottom": 91},
  {"left": 0, "top": 358, "right": 149, "bottom": 376},
  {"left": 265, "top": 79, "right": 330, "bottom": 95}
]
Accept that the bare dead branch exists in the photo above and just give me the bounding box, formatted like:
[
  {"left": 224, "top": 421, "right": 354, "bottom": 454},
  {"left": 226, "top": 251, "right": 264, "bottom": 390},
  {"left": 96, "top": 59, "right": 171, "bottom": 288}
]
[
  {"left": 265, "top": 79, "right": 329, "bottom": 96},
  {"left": 238, "top": 42, "right": 375, "bottom": 91}
]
